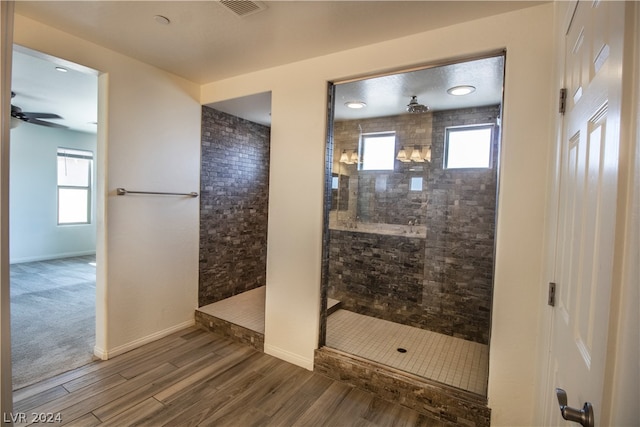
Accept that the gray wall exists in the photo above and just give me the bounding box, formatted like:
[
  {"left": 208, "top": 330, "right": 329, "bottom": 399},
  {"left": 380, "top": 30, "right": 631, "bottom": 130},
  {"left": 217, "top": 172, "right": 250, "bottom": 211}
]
[{"left": 199, "top": 107, "right": 270, "bottom": 306}]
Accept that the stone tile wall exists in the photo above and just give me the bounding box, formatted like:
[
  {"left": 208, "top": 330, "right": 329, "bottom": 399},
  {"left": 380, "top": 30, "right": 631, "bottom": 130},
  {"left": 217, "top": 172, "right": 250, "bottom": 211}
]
[
  {"left": 199, "top": 107, "right": 270, "bottom": 306},
  {"left": 332, "top": 114, "right": 432, "bottom": 225},
  {"left": 424, "top": 106, "right": 500, "bottom": 344},
  {"left": 328, "top": 230, "right": 425, "bottom": 327},
  {"left": 327, "top": 106, "right": 499, "bottom": 344}
]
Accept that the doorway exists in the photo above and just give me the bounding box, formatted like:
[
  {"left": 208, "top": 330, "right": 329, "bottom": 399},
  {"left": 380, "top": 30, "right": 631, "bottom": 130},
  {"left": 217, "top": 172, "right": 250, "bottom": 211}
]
[
  {"left": 9, "top": 46, "right": 98, "bottom": 389},
  {"left": 320, "top": 54, "right": 505, "bottom": 397}
]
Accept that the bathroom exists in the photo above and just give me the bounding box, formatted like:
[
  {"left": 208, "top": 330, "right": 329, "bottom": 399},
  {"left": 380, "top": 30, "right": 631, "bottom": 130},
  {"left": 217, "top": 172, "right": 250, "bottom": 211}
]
[
  {"left": 197, "top": 55, "right": 503, "bottom": 418},
  {"left": 319, "top": 54, "right": 503, "bottom": 404}
]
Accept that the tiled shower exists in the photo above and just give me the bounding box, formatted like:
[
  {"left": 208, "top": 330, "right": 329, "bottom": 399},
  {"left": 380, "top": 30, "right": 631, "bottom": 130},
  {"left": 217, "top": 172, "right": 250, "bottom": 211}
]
[{"left": 324, "top": 105, "right": 500, "bottom": 396}]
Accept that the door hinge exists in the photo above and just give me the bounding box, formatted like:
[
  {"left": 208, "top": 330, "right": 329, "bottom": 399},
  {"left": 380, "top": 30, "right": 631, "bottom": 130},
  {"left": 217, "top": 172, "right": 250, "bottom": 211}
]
[
  {"left": 559, "top": 88, "right": 567, "bottom": 114},
  {"left": 548, "top": 282, "right": 556, "bottom": 306}
]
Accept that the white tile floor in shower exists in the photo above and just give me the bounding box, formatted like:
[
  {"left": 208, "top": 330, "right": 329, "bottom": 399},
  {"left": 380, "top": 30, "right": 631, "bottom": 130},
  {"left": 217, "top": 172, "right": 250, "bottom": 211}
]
[
  {"left": 199, "top": 287, "right": 488, "bottom": 396},
  {"left": 198, "top": 286, "right": 341, "bottom": 335},
  {"left": 326, "top": 309, "right": 489, "bottom": 396},
  {"left": 198, "top": 286, "right": 267, "bottom": 333}
]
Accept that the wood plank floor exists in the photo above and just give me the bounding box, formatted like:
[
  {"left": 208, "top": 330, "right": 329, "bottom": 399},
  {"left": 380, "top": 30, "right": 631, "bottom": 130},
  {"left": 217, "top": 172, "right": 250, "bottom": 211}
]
[{"left": 12, "top": 327, "right": 453, "bottom": 427}]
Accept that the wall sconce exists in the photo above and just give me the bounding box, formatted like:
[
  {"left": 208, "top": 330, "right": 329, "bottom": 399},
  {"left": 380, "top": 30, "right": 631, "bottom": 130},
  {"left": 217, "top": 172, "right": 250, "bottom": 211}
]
[
  {"left": 340, "top": 150, "right": 349, "bottom": 163},
  {"left": 410, "top": 146, "right": 424, "bottom": 162},
  {"left": 339, "top": 150, "right": 359, "bottom": 165},
  {"left": 396, "top": 148, "right": 410, "bottom": 162},
  {"left": 397, "top": 145, "right": 431, "bottom": 163},
  {"left": 424, "top": 145, "right": 432, "bottom": 163}
]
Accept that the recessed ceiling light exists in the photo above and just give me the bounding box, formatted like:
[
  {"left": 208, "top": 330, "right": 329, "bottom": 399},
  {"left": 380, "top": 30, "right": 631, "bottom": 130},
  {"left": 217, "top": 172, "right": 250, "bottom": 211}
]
[
  {"left": 154, "top": 15, "right": 171, "bottom": 25},
  {"left": 345, "top": 101, "right": 366, "bottom": 109},
  {"left": 55, "top": 66, "right": 68, "bottom": 73},
  {"left": 447, "top": 85, "right": 476, "bottom": 96}
]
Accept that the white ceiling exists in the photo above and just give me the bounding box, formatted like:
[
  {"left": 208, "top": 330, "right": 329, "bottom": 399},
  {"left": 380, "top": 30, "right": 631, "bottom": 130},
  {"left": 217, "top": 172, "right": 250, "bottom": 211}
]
[
  {"left": 11, "top": 46, "right": 98, "bottom": 134},
  {"left": 11, "top": 1, "right": 540, "bottom": 131}
]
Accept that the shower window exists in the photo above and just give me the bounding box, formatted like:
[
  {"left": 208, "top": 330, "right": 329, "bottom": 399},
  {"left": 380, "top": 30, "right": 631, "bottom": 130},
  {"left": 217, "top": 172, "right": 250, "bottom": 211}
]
[
  {"left": 444, "top": 124, "right": 494, "bottom": 169},
  {"left": 359, "top": 132, "right": 396, "bottom": 171}
]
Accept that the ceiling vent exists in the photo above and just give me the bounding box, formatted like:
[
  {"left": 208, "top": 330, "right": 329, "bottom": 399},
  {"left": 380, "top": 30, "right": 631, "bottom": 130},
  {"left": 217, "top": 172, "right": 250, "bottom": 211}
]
[{"left": 219, "top": 0, "right": 267, "bottom": 17}]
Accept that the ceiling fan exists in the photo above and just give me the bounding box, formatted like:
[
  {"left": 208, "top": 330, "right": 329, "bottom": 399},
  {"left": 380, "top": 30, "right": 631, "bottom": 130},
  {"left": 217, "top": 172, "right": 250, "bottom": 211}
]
[{"left": 11, "top": 91, "right": 67, "bottom": 129}]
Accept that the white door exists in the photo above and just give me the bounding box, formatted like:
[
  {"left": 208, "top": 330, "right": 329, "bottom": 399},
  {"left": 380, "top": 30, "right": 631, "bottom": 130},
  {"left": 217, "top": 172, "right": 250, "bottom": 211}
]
[{"left": 546, "top": 1, "right": 626, "bottom": 425}]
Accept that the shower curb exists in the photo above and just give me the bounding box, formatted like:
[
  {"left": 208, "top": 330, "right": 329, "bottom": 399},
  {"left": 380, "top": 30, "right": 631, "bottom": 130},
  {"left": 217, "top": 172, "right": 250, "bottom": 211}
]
[
  {"left": 314, "top": 346, "right": 490, "bottom": 427},
  {"left": 195, "top": 310, "right": 264, "bottom": 352}
]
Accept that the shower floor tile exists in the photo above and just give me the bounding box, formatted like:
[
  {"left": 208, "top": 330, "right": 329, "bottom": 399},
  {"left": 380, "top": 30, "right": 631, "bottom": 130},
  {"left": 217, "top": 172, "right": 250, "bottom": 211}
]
[
  {"left": 197, "top": 286, "right": 341, "bottom": 336},
  {"left": 198, "top": 286, "right": 266, "bottom": 333},
  {"left": 326, "top": 309, "right": 489, "bottom": 396}
]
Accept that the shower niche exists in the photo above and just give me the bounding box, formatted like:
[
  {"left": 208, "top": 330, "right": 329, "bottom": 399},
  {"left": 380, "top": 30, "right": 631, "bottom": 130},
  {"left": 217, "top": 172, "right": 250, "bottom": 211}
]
[{"left": 319, "top": 55, "right": 504, "bottom": 406}]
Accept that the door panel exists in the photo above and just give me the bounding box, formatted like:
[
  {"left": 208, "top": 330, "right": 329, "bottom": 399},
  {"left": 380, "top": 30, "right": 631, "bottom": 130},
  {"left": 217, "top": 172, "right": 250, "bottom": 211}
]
[{"left": 547, "top": 1, "right": 624, "bottom": 425}]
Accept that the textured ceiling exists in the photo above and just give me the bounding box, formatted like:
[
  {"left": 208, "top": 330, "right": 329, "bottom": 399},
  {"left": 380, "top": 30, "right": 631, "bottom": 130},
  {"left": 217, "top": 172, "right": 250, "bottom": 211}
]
[
  {"left": 15, "top": 1, "right": 543, "bottom": 84},
  {"left": 333, "top": 55, "right": 505, "bottom": 121},
  {"left": 207, "top": 55, "right": 505, "bottom": 125},
  {"left": 12, "top": 1, "right": 539, "bottom": 131}
]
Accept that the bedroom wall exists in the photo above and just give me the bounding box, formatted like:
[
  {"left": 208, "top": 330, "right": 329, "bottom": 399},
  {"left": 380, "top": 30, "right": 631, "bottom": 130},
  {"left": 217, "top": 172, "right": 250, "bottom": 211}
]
[{"left": 10, "top": 124, "right": 97, "bottom": 263}]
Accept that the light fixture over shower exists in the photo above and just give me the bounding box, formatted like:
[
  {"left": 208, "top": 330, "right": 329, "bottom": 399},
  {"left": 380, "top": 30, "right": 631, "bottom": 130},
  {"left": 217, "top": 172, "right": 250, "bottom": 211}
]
[
  {"left": 396, "top": 145, "right": 431, "bottom": 163},
  {"left": 339, "top": 150, "right": 359, "bottom": 165}
]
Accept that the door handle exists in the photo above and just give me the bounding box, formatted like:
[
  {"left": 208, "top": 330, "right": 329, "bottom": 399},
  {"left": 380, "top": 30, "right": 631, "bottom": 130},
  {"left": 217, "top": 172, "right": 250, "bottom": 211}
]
[{"left": 556, "top": 388, "right": 594, "bottom": 427}]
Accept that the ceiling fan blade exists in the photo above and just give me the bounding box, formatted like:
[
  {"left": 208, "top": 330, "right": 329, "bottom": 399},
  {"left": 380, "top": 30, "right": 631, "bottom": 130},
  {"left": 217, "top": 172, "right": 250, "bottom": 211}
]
[
  {"left": 22, "top": 112, "right": 63, "bottom": 120},
  {"left": 26, "top": 118, "right": 68, "bottom": 129}
]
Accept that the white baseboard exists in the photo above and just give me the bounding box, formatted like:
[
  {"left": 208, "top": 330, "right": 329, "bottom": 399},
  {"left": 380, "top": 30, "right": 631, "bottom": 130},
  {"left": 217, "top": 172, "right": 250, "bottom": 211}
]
[
  {"left": 93, "top": 319, "right": 195, "bottom": 360},
  {"left": 264, "top": 344, "right": 314, "bottom": 371},
  {"left": 10, "top": 250, "right": 97, "bottom": 264}
]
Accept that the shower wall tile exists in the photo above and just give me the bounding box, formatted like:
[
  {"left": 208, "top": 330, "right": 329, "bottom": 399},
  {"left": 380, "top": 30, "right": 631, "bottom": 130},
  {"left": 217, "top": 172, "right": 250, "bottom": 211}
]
[
  {"left": 332, "top": 114, "right": 432, "bottom": 225},
  {"left": 328, "top": 230, "right": 425, "bottom": 327},
  {"left": 327, "top": 106, "right": 499, "bottom": 345},
  {"left": 199, "top": 107, "right": 270, "bottom": 306},
  {"left": 424, "top": 106, "right": 500, "bottom": 345}
]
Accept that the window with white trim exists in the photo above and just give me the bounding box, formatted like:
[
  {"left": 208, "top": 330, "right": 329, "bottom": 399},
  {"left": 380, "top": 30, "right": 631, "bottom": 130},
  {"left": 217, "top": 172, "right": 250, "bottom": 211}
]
[
  {"left": 444, "top": 124, "right": 493, "bottom": 169},
  {"left": 359, "top": 132, "right": 396, "bottom": 171},
  {"left": 57, "top": 148, "right": 93, "bottom": 225}
]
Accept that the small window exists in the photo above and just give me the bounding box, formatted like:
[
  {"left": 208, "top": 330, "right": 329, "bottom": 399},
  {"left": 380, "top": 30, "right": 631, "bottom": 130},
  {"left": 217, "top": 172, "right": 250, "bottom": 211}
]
[
  {"left": 444, "top": 125, "right": 493, "bottom": 169},
  {"left": 360, "top": 132, "right": 396, "bottom": 171},
  {"left": 57, "top": 148, "right": 93, "bottom": 225}
]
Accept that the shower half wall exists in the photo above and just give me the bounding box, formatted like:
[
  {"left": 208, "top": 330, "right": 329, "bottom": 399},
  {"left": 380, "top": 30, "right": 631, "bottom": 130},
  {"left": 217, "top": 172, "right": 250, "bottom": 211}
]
[{"left": 328, "top": 104, "right": 499, "bottom": 345}]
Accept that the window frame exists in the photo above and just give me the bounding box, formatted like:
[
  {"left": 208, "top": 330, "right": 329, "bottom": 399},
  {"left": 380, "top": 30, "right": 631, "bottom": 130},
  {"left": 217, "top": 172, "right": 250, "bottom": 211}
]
[
  {"left": 57, "top": 148, "right": 94, "bottom": 226},
  {"left": 358, "top": 131, "right": 397, "bottom": 171},
  {"left": 443, "top": 124, "right": 495, "bottom": 170}
]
